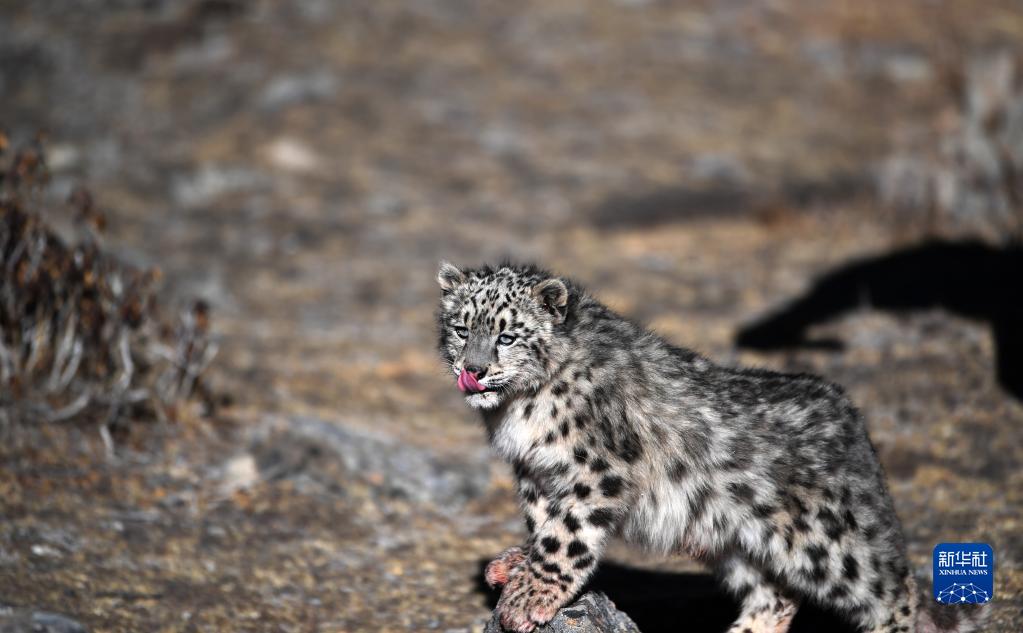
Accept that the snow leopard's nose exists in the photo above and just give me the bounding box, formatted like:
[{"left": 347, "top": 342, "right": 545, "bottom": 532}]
[{"left": 465, "top": 364, "right": 487, "bottom": 378}]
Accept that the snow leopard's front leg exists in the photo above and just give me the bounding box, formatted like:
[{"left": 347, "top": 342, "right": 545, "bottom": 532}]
[{"left": 495, "top": 466, "right": 628, "bottom": 633}]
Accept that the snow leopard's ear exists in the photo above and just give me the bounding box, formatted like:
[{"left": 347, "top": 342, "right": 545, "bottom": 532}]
[
  {"left": 532, "top": 278, "right": 568, "bottom": 323},
  {"left": 437, "top": 261, "right": 466, "bottom": 293}
]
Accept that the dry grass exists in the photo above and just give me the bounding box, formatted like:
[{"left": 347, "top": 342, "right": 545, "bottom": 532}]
[{"left": 0, "top": 136, "right": 216, "bottom": 442}]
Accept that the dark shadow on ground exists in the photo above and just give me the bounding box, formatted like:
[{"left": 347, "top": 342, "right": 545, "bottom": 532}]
[
  {"left": 735, "top": 240, "right": 1023, "bottom": 401},
  {"left": 590, "top": 186, "right": 751, "bottom": 229},
  {"left": 475, "top": 560, "right": 857, "bottom": 633},
  {"left": 589, "top": 174, "right": 869, "bottom": 230}
]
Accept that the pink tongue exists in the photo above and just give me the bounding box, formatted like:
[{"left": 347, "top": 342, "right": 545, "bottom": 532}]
[{"left": 458, "top": 369, "right": 484, "bottom": 393}]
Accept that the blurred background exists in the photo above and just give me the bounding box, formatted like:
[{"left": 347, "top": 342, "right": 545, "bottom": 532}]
[{"left": 1, "top": 1, "right": 1021, "bottom": 631}]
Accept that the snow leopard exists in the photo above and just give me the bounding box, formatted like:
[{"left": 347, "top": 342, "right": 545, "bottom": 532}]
[{"left": 435, "top": 261, "right": 986, "bottom": 633}]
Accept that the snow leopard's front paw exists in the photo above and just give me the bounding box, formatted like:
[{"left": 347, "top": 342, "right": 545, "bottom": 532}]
[
  {"left": 484, "top": 546, "right": 527, "bottom": 588},
  {"left": 495, "top": 569, "right": 570, "bottom": 633}
]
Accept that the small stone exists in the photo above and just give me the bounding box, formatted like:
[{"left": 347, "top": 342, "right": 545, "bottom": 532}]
[
  {"left": 219, "top": 454, "right": 259, "bottom": 494},
  {"left": 29, "top": 545, "right": 60, "bottom": 558},
  {"left": 258, "top": 70, "right": 338, "bottom": 112},
  {"left": 484, "top": 592, "right": 640, "bottom": 633},
  {"left": 263, "top": 138, "right": 321, "bottom": 173},
  {"left": 0, "top": 609, "right": 88, "bottom": 633}
]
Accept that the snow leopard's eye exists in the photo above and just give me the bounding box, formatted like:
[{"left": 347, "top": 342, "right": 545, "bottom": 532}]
[
  {"left": 453, "top": 326, "right": 469, "bottom": 339},
  {"left": 497, "top": 333, "right": 516, "bottom": 346}
]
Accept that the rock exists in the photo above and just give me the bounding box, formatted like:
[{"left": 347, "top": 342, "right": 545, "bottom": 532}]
[
  {"left": 258, "top": 70, "right": 339, "bottom": 112},
  {"left": 263, "top": 137, "right": 321, "bottom": 173},
  {"left": 170, "top": 165, "right": 269, "bottom": 208},
  {"left": 0, "top": 608, "right": 88, "bottom": 633},
  {"left": 249, "top": 416, "right": 492, "bottom": 509},
  {"left": 484, "top": 593, "right": 640, "bottom": 633}
]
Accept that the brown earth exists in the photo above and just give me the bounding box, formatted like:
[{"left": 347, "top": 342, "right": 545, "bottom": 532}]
[{"left": 1, "top": 1, "right": 1021, "bottom": 631}]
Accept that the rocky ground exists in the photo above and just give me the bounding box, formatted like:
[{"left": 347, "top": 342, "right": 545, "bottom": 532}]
[{"left": 1, "top": 1, "right": 1022, "bottom": 631}]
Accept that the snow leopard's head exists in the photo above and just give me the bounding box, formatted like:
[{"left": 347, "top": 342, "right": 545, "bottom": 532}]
[{"left": 436, "top": 262, "right": 569, "bottom": 410}]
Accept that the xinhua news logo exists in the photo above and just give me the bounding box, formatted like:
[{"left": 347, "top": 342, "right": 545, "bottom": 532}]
[{"left": 933, "top": 543, "right": 993, "bottom": 605}]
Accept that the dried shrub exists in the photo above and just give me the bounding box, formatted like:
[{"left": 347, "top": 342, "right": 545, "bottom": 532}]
[
  {"left": 878, "top": 52, "right": 1023, "bottom": 241},
  {"left": 0, "top": 134, "right": 217, "bottom": 432}
]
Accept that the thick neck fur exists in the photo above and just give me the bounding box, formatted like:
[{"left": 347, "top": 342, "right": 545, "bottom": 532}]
[{"left": 479, "top": 292, "right": 706, "bottom": 468}]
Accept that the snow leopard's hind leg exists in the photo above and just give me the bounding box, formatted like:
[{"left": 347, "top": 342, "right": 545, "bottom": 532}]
[
  {"left": 858, "top": 572, "right": 987, "bottom": 633},
  {"left": 720, "top": 555, "right": 798, "bottom": 633}
]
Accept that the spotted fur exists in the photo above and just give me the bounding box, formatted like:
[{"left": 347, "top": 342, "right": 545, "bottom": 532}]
[{"left": 436, "top": 262, "right": 986, "bottom": 633}]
